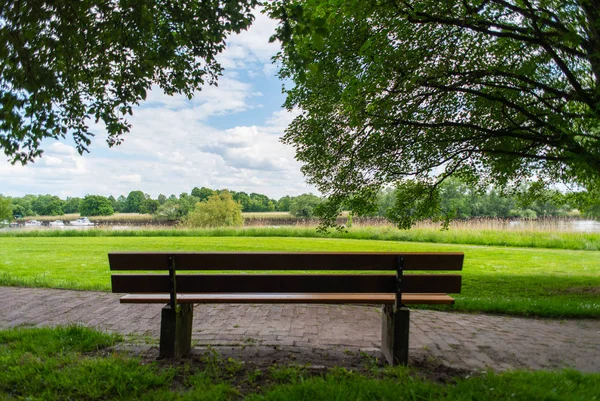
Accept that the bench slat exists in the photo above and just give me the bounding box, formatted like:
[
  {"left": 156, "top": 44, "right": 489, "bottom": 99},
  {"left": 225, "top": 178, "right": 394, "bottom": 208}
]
[
  {"left": 108, "top": 252, "right": 464, "bottom": 271},
  {"left": 119, "top": 293, "right": 455, "bottom": 305},
  {"left": 111, "top": 274, "right": 462, "bottom": 294}
]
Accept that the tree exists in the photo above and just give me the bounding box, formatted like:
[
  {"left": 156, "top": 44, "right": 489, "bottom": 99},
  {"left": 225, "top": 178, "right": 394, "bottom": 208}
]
[
  {"left": 569, "top": 188, "right": 600, "bottom": 219},
  {"left": 516, "top": 184, "right": 569, "bottom": 217},
  {"left": 157, "top": 194, "right": 167, "bottom": 205},
  {"left": 269, "top": 0, "right": 600, "bottom": 228},
  {"left": 140, "top": 198, "right": 160, "bottom": 214},
  {"left": 124, "top": 191, "right": 145, "bottom": 213},
  {"left": 10, "top": 196, "right": 34, "bottom": 217},
  {"left": 0, "top": 196, "right": 12, "bottom": 221},
  {"left": 247, "top": 193, "right": 276, "bottom": 212},
  {"left": 373, "top": 188, "right": 396, "bottom": 217},
  {"left": 232, "top": 191, "right": 250, "bottom": 211},
  {"left": 1, "top": 0, "right": 258, "bottom": 164},
  {"left": 276, "top": 196, "right": 292, "bottom": 212},
  {"left": 185, "top": 191, "right": 244, "bottom": 228},
  {"left": 63, "top": 197, "right": 81, "bottom": 214},
  {"left": 289, "top": 193, "right": 322, "bottom": 219},
  {"left": 154, "top": 193, "right": 199, "bottom": 221},
  {"left": 438, "top": 179, "right": 475, "bottom": 220},
  {"left": 178, "top": 193, "right": 200, "bottom": 216},
  {"left": 31, "top": 195, "right": 64, "bottom": 216},
  {"left": 191, "top": 187, "right": 216, "bottom": 202},
  {"left": 79, "top": 195, "right": 114, "bottom": 216},
  {"left": 107, "top": 195, "right": 118, "bottom": 212},
  {"left": 115, "top": 195, "right": 127, "bottom": 212}
]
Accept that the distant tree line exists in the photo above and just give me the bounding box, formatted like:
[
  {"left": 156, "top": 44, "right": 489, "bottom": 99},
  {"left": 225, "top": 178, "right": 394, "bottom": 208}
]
[
  {"left": 0, "top": 187, "right": 322, "bottom": 220},
  {"left": 1, "top": 181, "right": 597, "bottom": 223},
  {"left": 371, "top": 179, "right": 600, "bottom": 225}
]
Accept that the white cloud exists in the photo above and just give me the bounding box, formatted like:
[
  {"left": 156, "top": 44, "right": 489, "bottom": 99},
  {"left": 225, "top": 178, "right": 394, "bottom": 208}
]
[
  {"left": 42, "top": 156, "right": 63, "bottom": 166},
  {"left": 139, "top": 76, "right": 259, "bottom": 118},
  {"left": 264, "top": 108, "right": 301, "bottom": 132},
  {"left": 1, "top": 7, "right": 316, "bottom": 200},
  {"left": 48, "top": 142, "right": 78, "bottom": 155},
  {"left": 2, "top": 107, "right": 313, "bottom": 199},
  {"left": 117, "top": 174, "right": 142, "bottom": 184},
  {"left": 218, "top": 9, "right": 280, "bottom": 73},
  {"left": 201, "top": 126, "right": 292, "bottom": 171}
]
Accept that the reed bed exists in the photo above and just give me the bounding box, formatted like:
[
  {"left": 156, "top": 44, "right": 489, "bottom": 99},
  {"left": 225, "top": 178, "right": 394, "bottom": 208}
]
[
  {"left": 18, "top": 212, "right": 598, "bottom": 232},
  {"left": 411, "top": 217, "right": 600, "bottom": 232},
  {"left": 19, "top": 213, "right": 169, "bottom": 225},
  {"left": 20, "top": 213, "right": 80, "bottom": 222},
  {"left": 242, "top": 212, "right": 297, "bottom": 220}
]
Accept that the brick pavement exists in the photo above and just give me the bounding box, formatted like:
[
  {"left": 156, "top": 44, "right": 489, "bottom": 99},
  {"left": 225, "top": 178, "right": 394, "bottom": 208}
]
[{"left": 1, "top": 287, "right": 598, "bottom": 372}]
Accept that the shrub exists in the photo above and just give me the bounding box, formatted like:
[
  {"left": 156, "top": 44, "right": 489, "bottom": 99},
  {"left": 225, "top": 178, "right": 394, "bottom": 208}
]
[
  {"left": 154, "top": 200, "right": 181, "bottom": 221},
  {"left": 185, "top": 191, "right": 243, "bottom": 228}
]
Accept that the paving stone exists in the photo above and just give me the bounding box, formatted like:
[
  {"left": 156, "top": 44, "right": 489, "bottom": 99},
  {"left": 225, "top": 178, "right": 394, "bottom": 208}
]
[{"left": 0, "top": 287, "right": 598, "bottom": 372}]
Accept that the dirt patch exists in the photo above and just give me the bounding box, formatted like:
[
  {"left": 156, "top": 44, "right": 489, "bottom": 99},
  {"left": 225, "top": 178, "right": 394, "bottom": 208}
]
[
  {"left": 111, "top": 343, "right": 476, "bottom": 396},
  {"left": 409, "top": 354, "right": 473, "bottom": 384}
]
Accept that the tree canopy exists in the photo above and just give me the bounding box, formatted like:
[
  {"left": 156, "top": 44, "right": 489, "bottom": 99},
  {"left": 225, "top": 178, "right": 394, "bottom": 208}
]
[
  {"left": 31, "top": 194, "right": 64, "bottom": 216},
  {"left": 0, "top": 196, "right": 12, "bottom": 221},
  {"left": 289, "top": 193, "right": 322, "bottom": 218},
  {"left": 268, "top": 0, "right": 600, "bottom": 228},
  {"left": 0, "top": 0, "right": 257, "bottom": 163},
  {"left": 124, "top": 191, "right": 146, "bottom": 213},
  {"left": 79, "top": 195, "right": 114, "bottom": 216}
]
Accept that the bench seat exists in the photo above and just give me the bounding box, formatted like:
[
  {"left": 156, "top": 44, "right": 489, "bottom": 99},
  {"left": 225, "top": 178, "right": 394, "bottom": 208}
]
[{"left": 119, "top": 292, "right": 455, "bottom": 305}]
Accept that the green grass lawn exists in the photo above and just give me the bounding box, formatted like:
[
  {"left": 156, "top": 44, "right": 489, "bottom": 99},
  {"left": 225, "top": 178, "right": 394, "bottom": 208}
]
[
  {"left": 1, "top": 326, "right": 598, "bottom": 401},
  {"left": 1, "top": 236, "right": 598, "bottom": 318}
]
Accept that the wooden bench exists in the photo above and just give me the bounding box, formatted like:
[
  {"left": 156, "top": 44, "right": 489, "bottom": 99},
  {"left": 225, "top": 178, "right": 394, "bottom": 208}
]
[{"left": 109, "top": 252, "right": 463, "bottom": 365}]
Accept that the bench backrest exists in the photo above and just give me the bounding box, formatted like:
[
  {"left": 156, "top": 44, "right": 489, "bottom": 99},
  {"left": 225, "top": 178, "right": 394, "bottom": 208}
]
[{"left": 110, "top": 252, "right": 463, "bottom": 308}]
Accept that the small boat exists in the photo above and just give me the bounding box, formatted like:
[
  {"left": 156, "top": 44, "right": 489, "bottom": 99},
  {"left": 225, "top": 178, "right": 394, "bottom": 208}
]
[
  {"left": 70, "top": 217, "right": 95, "bottom": 226},
  {"left": 25, "top": 220, "right": 42, "bottom": 226},
  {"left": 49, "top": 220, "right": 65, "bottom": 226}
]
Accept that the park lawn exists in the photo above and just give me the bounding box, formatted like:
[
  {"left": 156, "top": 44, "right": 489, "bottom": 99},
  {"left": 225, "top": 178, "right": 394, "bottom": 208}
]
[
  {"left": 1, "top": 326, "right": 599, "bottom": 401},
  {"left": 0, "top": 236, "right": 599, "bottom": 318}
]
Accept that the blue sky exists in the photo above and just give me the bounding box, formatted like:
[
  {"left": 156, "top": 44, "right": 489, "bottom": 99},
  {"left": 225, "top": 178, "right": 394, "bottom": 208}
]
[{"left": 0, "top": 10, "right": 314, "bottom": 201}]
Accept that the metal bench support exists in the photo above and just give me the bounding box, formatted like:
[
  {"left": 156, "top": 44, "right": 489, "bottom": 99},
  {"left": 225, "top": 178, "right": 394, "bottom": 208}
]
[
  {"left": 381, "top": 304, "right": 410, "bottom": 365},
  {"left": 159, "top": 303, "right": 193, "bottom": 358},
  {"left": 381, "top": 255, "right": 410, "bottom": 365},
  {"left": 159, "top": 254, "right": 193, "bottom": 358}
]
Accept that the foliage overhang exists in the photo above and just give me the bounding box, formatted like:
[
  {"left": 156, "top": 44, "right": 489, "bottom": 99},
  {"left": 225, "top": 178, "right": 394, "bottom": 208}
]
[{"left": 267, "top": 0, "right": 600, "bottom": 228}]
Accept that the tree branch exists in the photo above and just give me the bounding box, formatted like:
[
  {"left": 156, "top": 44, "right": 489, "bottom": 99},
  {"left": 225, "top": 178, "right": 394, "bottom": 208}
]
[
  {"left": 402, "top": 8, "right": 588, "bottom": 59},
  {"left": 449, "top": 69, "right": 579, "bottom": 102},
  {"left": 420, "top": 82, "right": 553, "bottom": 128}
]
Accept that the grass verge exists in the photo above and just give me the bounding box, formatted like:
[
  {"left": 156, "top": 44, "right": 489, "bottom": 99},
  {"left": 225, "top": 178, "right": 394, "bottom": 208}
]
[
  {"left": 1, "top": 326, "right": 598, "bottom": 401},
  {"left": 0, "top": 236, "right": 598, "bottom": 318},
  {"left": 1, "top": 226, "right": 599, "bottom": 251}
]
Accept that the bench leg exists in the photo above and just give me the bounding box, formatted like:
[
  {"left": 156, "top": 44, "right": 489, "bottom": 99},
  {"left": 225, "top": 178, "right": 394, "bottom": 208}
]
[
  {"left": 159, "top": 304, "right": 193, "bottom": 358},
  {"left": 381, "top": 305, "right": 410, "bottom": 365}
]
